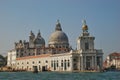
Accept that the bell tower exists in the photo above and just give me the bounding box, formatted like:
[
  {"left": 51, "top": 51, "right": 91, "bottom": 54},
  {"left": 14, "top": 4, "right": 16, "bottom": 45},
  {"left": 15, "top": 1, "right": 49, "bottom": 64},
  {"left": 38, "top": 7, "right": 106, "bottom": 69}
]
[
  {"left": 77, "top": 20, "right": 95, "bottom": 51},
  {"left": 29, "top": 30, "right": 35, "bottom": 48}
]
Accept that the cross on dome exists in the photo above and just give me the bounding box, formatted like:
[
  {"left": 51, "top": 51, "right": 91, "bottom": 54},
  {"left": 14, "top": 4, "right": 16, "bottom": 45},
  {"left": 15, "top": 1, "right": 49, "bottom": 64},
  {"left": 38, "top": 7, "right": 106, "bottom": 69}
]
[{"left": 82, "top": 20, "right": 86, "bottom": 26}]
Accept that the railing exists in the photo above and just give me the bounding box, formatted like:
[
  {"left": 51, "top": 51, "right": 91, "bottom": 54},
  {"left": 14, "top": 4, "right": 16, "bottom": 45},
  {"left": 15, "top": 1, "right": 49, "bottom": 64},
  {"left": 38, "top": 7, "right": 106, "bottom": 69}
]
[{"left": 79, "top": 49, "right": 103, "bottom": 53}]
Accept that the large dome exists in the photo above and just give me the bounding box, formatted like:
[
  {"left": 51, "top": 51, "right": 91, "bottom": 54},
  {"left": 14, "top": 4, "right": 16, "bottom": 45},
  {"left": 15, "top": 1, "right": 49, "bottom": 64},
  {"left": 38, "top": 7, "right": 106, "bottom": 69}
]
[
  {"left": 49, "top": 31, "right": 69, "bottom": 44},
  {"left": 48, "top": 20, "right": 69, "bottom": 46}
]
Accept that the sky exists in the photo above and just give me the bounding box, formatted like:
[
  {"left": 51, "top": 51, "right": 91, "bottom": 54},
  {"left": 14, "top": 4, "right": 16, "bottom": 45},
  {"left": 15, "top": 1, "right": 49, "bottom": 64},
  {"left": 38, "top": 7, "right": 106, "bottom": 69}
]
[{"left": 0, "top": 0, "right": 120, "bottom": 59}]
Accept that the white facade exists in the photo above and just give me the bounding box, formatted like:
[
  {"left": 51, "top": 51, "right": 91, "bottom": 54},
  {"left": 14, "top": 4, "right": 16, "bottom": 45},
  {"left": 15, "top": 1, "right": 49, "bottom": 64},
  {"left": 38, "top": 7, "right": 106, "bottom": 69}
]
[
  {"left": 7, "top": 20, "right": 104, "bottom": 72},
  {"left": 16, "top": 53, "right": 73, "bottom": 71},
  {"left": 105, "top": 53, "right": 120, "bottom": 69},
  {"left": 7, "top": 49, "right": 16, "bottom": 68},
  {"left": 76, "top": 20, "right": 103, "bottom": 71}
]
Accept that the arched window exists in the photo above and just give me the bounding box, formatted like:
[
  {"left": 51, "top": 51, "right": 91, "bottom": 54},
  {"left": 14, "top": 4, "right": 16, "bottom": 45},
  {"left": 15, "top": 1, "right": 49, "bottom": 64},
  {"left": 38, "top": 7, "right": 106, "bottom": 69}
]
[
  {"left": 32, "top": 61, "right": 34, "bottom": 64},
  {"left": 64, "top": 60, "right": 67, "bottom": 70},
  {"left": 61, "top": 60, "right": 63, "bottom": 67},
  {"left": 27, "top": 62, "right": 29, "bottom": 64},
  {"left": 57, "top": 60, "right": 59, "bottom": 67},
  {"left": 68, "top": 60, "right": 70, "bottom": 67},
  {"left": 54, "top": 60, "right": 56, "bottom": 70},
  {"left": 51, "top": 60, "right": 53, "bottom": 67},
  {"left": 39, "top": 65, "right": 41, "bottom": 70}
]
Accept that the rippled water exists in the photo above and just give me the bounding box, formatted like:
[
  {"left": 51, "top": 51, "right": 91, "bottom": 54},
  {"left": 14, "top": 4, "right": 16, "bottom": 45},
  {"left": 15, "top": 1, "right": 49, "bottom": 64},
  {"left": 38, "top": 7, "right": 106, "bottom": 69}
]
[{"left": 0, "top": 72, "right": 120, "bottom": 80}]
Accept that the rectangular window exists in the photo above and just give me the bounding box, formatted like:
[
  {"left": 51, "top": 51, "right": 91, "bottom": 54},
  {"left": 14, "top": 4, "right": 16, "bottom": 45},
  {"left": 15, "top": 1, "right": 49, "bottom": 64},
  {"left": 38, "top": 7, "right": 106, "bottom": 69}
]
[
  {"left": 51, "top": 61, "right": 53, "bottom": 67},
  {"left": 61, "top": 63, "right": 63, "bottom": 67},
  {"left": 85, "top": 43, "right": 89, "bottom": 50},
  {"left": 39, "top": 65, "right": 41, "bottom": 70},
  {"left": 68, "top": 60, "right": 70, "bottom": 67},
  {"left": 27, "top": 62, "right": 29, "bottom": 64},
  {"left": 57, "top": 63, "right": 59, "bottom": 67},
  {"left": 46, "top": 60, "right": 48, "bottom": 63},
  {"left": 61, "top": 60, "right": 63, "bottom": 67},
  {"left": 33, "top": 61, "right": 34, "bottom": 64}
]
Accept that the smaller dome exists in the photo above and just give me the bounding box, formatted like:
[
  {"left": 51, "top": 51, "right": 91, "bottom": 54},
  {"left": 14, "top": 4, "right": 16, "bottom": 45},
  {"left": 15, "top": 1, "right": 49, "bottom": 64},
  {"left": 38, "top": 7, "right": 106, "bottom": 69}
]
[
  {"left": 34, "top": 30, "right": 45, "bottom": 46},
  {"left": 34, "top": 37, "right": 45, "bottom": 45}
]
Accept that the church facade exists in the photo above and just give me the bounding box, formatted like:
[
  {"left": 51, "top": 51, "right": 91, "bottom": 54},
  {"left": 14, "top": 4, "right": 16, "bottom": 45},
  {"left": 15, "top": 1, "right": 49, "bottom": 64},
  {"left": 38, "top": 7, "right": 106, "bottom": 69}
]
[{"left": 7, "top": 20, "right": 103, "bottom": 72}]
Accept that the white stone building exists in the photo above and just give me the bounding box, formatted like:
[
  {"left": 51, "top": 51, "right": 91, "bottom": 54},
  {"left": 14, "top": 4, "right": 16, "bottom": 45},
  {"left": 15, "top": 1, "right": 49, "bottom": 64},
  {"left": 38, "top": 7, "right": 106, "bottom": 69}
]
[
  {"left": 7, "top": 49, "right": 16, "bottom": 69},
  {"left": 105, "top": 52, "right": 120, "bottom": 69},
  {"left": 7, "top": 20, "right": 103, "bottom": 72}
]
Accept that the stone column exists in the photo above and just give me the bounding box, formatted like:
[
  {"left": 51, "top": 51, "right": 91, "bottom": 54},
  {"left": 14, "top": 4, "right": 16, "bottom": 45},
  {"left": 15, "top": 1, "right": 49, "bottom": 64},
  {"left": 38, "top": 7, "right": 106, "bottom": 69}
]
[
  {"left": 81, "top": 56, "right": 83, "bottom": 71},
  {"left": 63, "top": 59, "right": 64, "bottom": 71},
  {"left": 84, "top": 55, "right": 86, "bottom": 70},
  {"left": 100, "top": 56, "right": 103, "bottom": 70},
  {"left": 102, "top": 56, "right": 103, "bottom": 69},
  {"left": 93, "top": 56, "right": 95, "bottom": 69},
  {"left": 94, "top": 56, "right": 97, "bottom": 70},
  {"left": 92, "top": 56, "right": 94, "bottom": 69},
  {"left": 70, "top": 57, "right": 73, "bottom": 71},
  {"left": 79, "top": 56, "right": 81, "bottom": 71},
  {"left": 53, "top": 60, "right": 55, "bottom": 71}
]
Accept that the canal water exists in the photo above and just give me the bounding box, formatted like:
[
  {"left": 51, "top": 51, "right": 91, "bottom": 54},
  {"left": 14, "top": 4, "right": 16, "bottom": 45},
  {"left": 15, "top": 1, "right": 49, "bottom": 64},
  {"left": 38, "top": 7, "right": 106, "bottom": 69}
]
[{"left": 0, "top": 72, "right": 120, "bottom": 80}]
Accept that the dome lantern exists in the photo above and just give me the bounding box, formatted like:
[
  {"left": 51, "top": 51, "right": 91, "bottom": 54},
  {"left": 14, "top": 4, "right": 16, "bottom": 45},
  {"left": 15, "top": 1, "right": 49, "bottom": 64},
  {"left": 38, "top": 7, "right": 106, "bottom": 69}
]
[
  {"left": 37, "top": 30, "right": 41, "bottom": 38},
  {"left": 55, "top": 20, "right": 62, "bottom": 31}
]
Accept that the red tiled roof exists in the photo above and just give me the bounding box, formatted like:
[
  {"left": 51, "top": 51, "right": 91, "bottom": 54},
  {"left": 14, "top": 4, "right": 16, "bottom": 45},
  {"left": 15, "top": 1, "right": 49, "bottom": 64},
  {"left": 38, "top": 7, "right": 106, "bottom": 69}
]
[
  {"left": 109, "top": 52, "right": 120, "bottom": 56},
  {"left": 113, "top": 58, "right": 120, "bottom": 60},
  {"left": 16, "top": 54, "right": 52, "bottom": 60}
]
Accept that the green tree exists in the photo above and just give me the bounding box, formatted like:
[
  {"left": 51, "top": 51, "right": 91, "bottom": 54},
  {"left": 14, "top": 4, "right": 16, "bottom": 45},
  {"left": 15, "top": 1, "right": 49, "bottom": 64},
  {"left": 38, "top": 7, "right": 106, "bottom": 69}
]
[{"left": 0, "top": 54, "right": 7, "bottom": 67}]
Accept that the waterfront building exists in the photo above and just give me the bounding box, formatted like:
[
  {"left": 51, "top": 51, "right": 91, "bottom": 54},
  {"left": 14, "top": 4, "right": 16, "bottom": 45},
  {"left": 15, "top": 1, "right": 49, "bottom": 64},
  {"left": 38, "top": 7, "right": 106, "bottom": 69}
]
[
  {"left": 105, "top": 52, "right": 120, "bottom": 69},
  {"left": 7, "top": 20, "right": 103, "bottom": 72},
  {"left": 7, "top": 49, "right": 16, "bottom": 69}
]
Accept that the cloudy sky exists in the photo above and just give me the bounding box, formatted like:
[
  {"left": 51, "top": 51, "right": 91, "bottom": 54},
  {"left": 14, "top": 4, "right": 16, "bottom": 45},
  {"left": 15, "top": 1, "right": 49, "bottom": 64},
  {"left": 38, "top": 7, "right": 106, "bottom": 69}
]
[{"left": 0, "top": 0, "right": 120, "bottom": 59}]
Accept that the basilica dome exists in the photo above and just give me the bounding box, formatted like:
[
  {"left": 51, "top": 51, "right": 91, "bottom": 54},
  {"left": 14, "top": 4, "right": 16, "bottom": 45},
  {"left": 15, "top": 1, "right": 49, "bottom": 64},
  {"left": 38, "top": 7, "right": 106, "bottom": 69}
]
[
  {"left": 48, "top": 20, "right": 69, "bottom": 46},
  {"left": 49, "top": 31, "right": 68, "bottom": 44}
]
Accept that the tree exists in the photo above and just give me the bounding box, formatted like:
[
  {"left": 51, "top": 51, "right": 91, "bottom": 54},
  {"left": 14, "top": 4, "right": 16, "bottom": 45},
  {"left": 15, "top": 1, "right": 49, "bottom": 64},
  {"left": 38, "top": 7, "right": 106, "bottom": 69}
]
[{"left": 0, "top": 54, "right": 7, "bottom": 67}]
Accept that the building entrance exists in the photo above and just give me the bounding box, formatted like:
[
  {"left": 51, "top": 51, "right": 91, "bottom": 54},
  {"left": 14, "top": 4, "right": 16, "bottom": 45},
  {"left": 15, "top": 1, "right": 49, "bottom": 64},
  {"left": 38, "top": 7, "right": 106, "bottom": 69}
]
[{"left": 86, "top": 56, "right": 92, "bottom": 70}]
